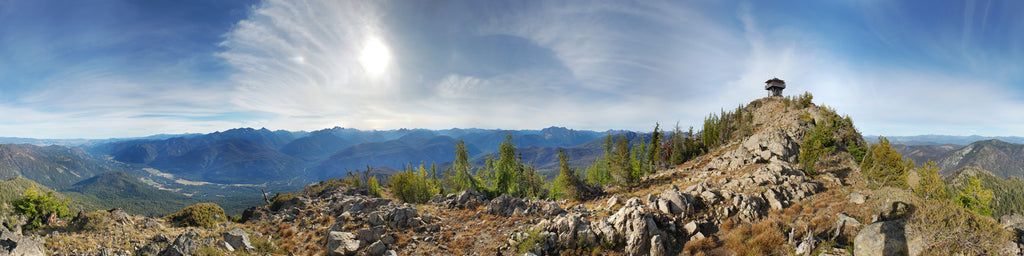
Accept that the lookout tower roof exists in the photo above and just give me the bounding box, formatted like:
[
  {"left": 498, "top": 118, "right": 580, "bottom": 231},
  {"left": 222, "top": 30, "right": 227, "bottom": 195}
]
[{"left": 764, "top": 78, "right": 786, "bottom": 90}]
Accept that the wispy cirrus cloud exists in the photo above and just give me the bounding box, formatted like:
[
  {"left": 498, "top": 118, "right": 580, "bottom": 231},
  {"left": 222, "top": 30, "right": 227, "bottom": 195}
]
[{"left": 3, "top": 0, "right": 1024, "bottom": 138}]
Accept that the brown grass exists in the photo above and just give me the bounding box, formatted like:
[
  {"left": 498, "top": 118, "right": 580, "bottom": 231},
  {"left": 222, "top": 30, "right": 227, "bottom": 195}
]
[{"left": 719, "top": 215, "right": 789, "bottom": 256}]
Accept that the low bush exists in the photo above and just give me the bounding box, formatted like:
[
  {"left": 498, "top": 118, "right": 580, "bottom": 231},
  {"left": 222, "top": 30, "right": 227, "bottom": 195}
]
[
  {"left": 165, "top": 202, "right": 226, "bottom": 228},
  {"left": 860, "top": 136, "right": 910, "bottom": 188},
  {"left": 913, "top": 199, "right": 1009, "bottom": 254},
  {"left": 74, "top": 210, "right": 113, "bottom": 232},
  {"left": 12, "top": 185, "right": 72, "bottom": 229},
  {"left": 389, "top": 164, "right": 439, "bottom": 204}
]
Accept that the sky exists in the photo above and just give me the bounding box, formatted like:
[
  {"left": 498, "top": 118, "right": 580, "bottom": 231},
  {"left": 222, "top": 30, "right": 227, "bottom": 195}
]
[{"left": 1, "top": 0, "right": 1022, "bottom": 139}]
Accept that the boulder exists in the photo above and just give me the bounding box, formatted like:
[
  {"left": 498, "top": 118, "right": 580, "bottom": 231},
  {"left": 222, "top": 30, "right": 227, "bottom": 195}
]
[
  {"left": 659, "top": 189, "right": 692, "bottom": 215},
  {"left": 1000, "top": 214, "right": 1024, "bottom": 231},
  {"left": 878, "top": 202, "right": 915, "bottom": 221},
  {"left": 109, "top": 208, "right": 134, "bottom": 226},
  {"left": 609, "top": 198, "right": 662, "bottom": 256},
  {"left": 327, "top": 231, "right": 360, "bottom": 256},
  {"left": 794, "top": 230, "right": 816, "bottom": 256},
  {"left": 649, "top": 235, "right": 665, "bottom": 256},
  {"left": 0, "top": 235, "right": 45, "bottom": 256},
  {"left": 365, "top": 240, "right": 387, "bottom": 256},
  {"left": 160, "top": 230, "right": 200, "bottom": 256},
  {"left": 683, "top": 221, "right": 699, "bottom": 236},
  {"left": 222, "top": 228, "right": 255, "bottom": 252},
  {"left": 853, "top": 219, "right": 923, "bottom": 256},
  {"left": 848, "top": 192, "right": 866, "bottom": 204},
  {"left": 356, "top": 227, "right": 383, "bottom": 246},
  {"left": 606, "top": 196, "right": 623, "bottom": 209}
]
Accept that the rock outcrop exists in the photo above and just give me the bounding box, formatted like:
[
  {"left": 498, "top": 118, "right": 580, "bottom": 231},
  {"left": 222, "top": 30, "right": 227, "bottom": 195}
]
[
  {"left": 0, "top": 224, "right": 45, "bottom": 256},
  {"left": 853, "top": 219, "right": 923, "bottom": 256}
]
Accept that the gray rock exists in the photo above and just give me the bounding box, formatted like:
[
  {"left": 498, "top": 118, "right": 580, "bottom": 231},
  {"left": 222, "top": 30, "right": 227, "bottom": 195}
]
[
  {"left": 848, "top": 192, "right": 866, "bottom": 204},
  {"left": 383, "top": 250, "right": 398, "bottom": 256},
  {"left": 683, "top": 221, "right": 699, "bottom": 236},
  {"left": 649, "top": 235, "right": 665, "bottom": 256},
  {"left": 659, "top": 189, "right": 691, "bottom": 215},
  {"left": 763, "top": 189, "right": 784, "bottom": 210},
  {"left": 327, "top": 231, "right": 361, "bottom": 256},
  {"left": 794, "top": 230, "right": 816, "bottom": 256},
  {"left": 143, "top": 218, "right": 164, "bottom": 230},
  {"left": 380, "top": 234, "right": 396, "bottom": 245},
  {"left": 853, "top": 219, "right": 923, "bottom": 256},
  {"left": 216, "top": 240, "right": 235, "bottom": 252},
  {"left": 222, "top": 228, "right": 255, "bottom": 252},
  {"left": 356, "top": 227, "right": 382, "bottom": 246},
  {"left": 109, "top": 208, "right": 133, "bottom": 226},
  {"left": 1001, "top": 214, "right": 1024, "bottom": 230},
  {"left": 878, "top": 201, "right": 915, "bottom": 221},
  {"left": 609, "top": 198, "right": 660, "bottom": 256},
  {"left": 0, "top": 236, "right": 45, "bottom": 256},
  {"left": 700, "top": 190, "right": 720, "bottom": 206},
  {"left": 606, "top": 196, "right": 623, "bottom": 209},
  {"left": 160, "top": 230, "right": 200, "bottom": 256},
  {"left": 367, "top": 212, "right": 385, "bottom": 227},
  {"left": 365, "top": 240, "right": 387, "bottom": 256}
]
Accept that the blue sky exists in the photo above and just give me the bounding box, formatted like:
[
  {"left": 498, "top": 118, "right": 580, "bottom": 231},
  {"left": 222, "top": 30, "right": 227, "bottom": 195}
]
[{"left": 1, "top": 0, "right": 1022, "bottom": 139}]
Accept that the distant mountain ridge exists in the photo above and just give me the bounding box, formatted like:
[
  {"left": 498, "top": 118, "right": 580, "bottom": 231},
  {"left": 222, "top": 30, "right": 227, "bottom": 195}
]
[
  {"left": 84, "top": 126, "right": 616, "bottom": 185},
  {"left": 868, "top": 134, "right": 1024, "bottom": 146},
  {"left": 0, "top": 144, "right": 121, "bottom": 189},
  {"left": 935, "top": 139, "right": 1024, "bottom": 179}
]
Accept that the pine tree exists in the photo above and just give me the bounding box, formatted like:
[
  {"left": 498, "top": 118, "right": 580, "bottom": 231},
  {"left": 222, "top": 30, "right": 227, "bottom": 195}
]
[
  {"left": 495, "top": 134, "right": 519, "bottom": 196},
  {"left": 452, "top": 139, "right": 478, "bottom": 191},
  {"left": 648, "top": 123, "right": 662, "bottom": 167},
  {"left": 612, "top": 136, "right": 635, "bottom": 189},
  {"left": 553, "top": 150, "right": 584, "bottom": 200}
]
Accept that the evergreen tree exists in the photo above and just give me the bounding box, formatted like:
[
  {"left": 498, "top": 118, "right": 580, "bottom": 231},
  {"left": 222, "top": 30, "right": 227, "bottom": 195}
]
[
  {"left": 612, "top": 136, "right": 635, "bottom": 189},
  {"left": 648, "top": 123, "right": 662, "bottom": 167},
  {"left": 495, "top": 134, "right": 519, "bottom": 196},
  {"left": 958, "top": 175, "right": 994, "bottom": 216},
  {"left": 13, "top": 185, "right": 72, "bottom": 229},
  {"left": 452, "top": 139, "right": 478, "bottom": 191},
  {"left": 914, "top": 161, "right": 948, "bottom": 200},
  {"left": 552, "top": 150, "right": 584, "bottom": 200}
]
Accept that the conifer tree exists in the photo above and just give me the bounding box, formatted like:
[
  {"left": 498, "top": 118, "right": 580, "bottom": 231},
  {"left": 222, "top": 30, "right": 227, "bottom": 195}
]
[
  {"left": 452, "top": 139, "right": 478, "bottom": 191},
  {"left": 495, "top": 134, "right": 519, "bottom": 196},
  {"left": 612, "top": 136, "right": 635, "bottom": 189},
  {"left": 648, "top": 123, "right": 662, "bottom": 167}
]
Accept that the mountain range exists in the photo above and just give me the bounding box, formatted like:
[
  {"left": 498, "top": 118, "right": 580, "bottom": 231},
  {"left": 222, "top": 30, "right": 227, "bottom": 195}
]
[{"left": 0, "top": 126, "right": 620, "bottom": 215}]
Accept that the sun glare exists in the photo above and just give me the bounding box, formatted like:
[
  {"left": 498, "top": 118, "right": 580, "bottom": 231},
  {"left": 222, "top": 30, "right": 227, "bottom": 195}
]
[{"left": 360, "top": 37, "right": 391, "bottom": 77}]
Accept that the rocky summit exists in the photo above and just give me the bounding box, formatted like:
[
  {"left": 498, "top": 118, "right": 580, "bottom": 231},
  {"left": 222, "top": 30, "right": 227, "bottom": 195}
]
[{"left": 0, "top": 96, "right": 1017, "bottom": 255}]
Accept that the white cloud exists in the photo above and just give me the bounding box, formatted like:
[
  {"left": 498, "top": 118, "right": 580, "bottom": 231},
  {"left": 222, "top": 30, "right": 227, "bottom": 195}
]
[{"left": 219, "top": 0, "right": 400, "bottom": 125}]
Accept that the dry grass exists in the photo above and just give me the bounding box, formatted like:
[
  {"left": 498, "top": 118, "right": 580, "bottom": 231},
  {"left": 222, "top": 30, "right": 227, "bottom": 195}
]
[{"left": 719, "top": 215, "right": 789, "bottom": 256}]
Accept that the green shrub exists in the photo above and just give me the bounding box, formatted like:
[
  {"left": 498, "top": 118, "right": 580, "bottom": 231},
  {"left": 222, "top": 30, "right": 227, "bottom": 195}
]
[
  {"left": 799, "top": 117, "right": 837, "bottom": 175},
  {"left": 74, "top": 210, "right": 113, "bottom": 232},
  {"left": 552, "top": 150, "right": 584, "bottom": 200},
  {"left": 368, "top": 176, "right": 383, "bottom": 197},
  {"left": 12, "top": 185, "right": 72, "bottom": 229},
  {"left": 914, "top": 162, "right": 949, "bottom": 200},
  {"left": 166, "top": 202, "right": 226, "bottom": 228},
  {"left": 956, "top": 176, "right": 994, "bottom": 216},
  {"left": 848, "top": 140, "right": 866, "bottom": 163},
  {"left": 517, "top": 227, "right": 544, "bottom": 253},
  {"left": 860, "top": 136, "right": 909, "bottom": 188},
  {"left": 389, "top": 164, "right": 439, "bottom": 204},
  {"left": 914, "top": 199, "right": 1009, "bottom": 254}
]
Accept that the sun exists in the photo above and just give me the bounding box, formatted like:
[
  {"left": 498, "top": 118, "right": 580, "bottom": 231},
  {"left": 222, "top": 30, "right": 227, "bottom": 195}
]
[{"left": 359, "top": 37, "right": 391, "bottom": 77}]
